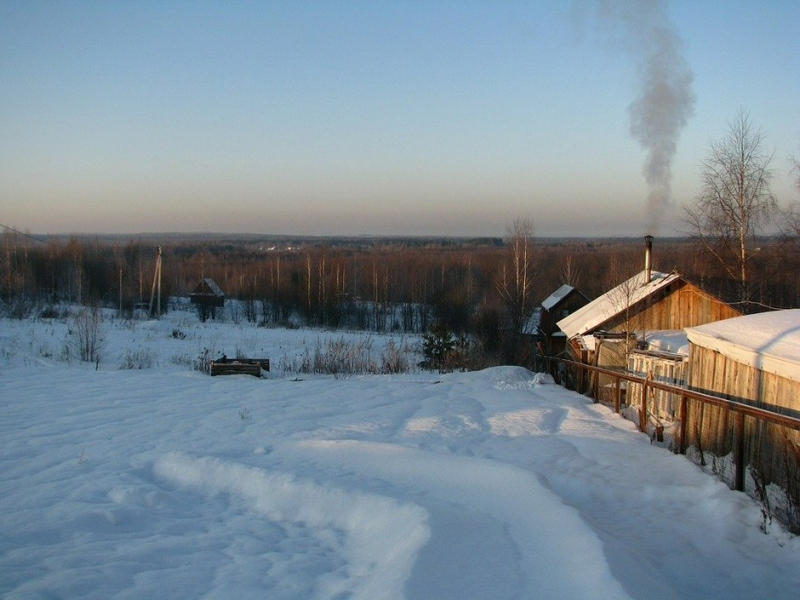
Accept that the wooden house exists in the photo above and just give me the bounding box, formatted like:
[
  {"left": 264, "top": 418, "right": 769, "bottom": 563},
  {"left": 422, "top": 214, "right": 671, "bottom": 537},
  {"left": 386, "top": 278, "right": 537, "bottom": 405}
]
[
  {"left": 556, "top": 238, "right": 740, "bottom": 403},
  {"left": 557, "top": 269, "right": 741, "bottom": 370},
  {"left": 538, "top": 284, "right": 591, "bottom": 357},
  {"left": 683, "top": 310, "right": 800, "bottom": 507}
]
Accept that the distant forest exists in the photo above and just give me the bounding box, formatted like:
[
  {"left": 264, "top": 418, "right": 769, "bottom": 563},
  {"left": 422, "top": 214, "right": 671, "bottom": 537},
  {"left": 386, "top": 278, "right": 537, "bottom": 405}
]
[{"left": 2, "top": 230, "right": 799, "bottom": 360}]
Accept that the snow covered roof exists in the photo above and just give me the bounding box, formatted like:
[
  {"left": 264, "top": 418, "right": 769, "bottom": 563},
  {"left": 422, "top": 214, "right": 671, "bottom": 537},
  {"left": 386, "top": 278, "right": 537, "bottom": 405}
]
[
  {"left": 556, "top": 270, "right": 681, "bottom": 339},
  {"left": 541, "top": 284, "right": 574, "bottom": 311},
  {"left": 193, "top": 277, "right": 225, "bottom": 297},
  {"left": 644, "top": 330, "right": 689, "bottom": 356},
  {"left": 686, "top": 309, "right": 800, "bottom": 383}
]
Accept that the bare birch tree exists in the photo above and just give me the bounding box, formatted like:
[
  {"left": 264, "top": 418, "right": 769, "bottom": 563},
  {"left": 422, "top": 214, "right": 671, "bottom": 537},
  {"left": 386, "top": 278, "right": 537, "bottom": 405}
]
[
  {"left": 604, "top": 255, "right": 643, "bottom": 356},
  {"left": 497, "top": 217, "right": 537, "bottom": 336},
  {"left": 683, "top": 109, "right": 777, "bottom": 309},
  {"left": 559, "top": 253, "right": 582, "bottom": 287},
  {"left": 783, "top": 152, "right": 800, "bottom": 238}
]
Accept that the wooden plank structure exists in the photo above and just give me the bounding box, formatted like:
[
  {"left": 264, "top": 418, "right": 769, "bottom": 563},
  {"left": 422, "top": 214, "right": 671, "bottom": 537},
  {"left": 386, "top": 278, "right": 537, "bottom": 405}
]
[
  {"left": 557, "top": 238, "right": 741, "bottom": 373},
  {"left": 560, "top": 272, "right": 741, "bottom": 360},
  {"left": 557, "top": 262, "right": 740, "bottom": 397},
  {"left": 538, "top": 284, "right": 591, "bottom": 358},
  {"left": 627, "top": 349, "right": 688, "bottom": 422},
  {"left": 685, "top": 312, "right": 800, "bottom": 511},
  {"left": 191, "top": 277, "right": 225, "bottom": 321},
  {"left": 209, "top": 358, "right": 270, "bottom": 377},
  {"left": 190, "top": 277, "right": 225, "bottom": 306},
  {"left": 558, "top": 358, "right": 800, "bottom": 502},
  {"left": 554, "top": 307, "right": 800, "bottom": 532}
]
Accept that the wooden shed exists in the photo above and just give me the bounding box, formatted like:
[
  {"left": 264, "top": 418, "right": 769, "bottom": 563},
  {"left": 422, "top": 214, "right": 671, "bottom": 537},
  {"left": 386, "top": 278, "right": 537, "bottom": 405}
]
[
  {"left": 558, "top": 270, "right": 740, "bottom": 365},
  {"left": 557, "top": 269, "right": 740, "bottom": 400},
  {"left": 190, "top": 277, "right": 225, "bottom": 321},
  {"left": 538, "top": 284, "right": 591, "bottom": 357},
  {"left": 684, "top": 310, "right": 800, "bottom": 514}
]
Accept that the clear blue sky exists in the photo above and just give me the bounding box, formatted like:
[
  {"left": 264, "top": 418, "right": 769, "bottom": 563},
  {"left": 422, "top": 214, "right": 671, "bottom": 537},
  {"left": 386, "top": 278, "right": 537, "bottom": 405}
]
[{"left": 1, "top": 0, "right": 798, "bottom": 237}]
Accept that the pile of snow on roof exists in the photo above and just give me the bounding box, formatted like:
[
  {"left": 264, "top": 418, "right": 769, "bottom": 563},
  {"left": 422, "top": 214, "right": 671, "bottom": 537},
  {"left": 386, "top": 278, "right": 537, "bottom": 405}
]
[
  {"left": 541, "top": 284, "right": 574, "bottom": 311},
  {"left": 686, "top": 309, "right": 800, "bottom": 382},
  {"left": 557, "top": 271, "right": 680, "bottom": 339}
]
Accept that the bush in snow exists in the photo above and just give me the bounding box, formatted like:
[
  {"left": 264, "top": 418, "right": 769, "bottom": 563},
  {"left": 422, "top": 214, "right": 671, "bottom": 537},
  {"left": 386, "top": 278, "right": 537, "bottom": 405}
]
[
  {"left": 38, "top": 304, "right": 67, "bottom": 320},
  {"left": 421, "top": 322, "right": 485, "bottom": 373},
  {"left": 170, "top": 352, "right": 193, "bottom": 368},
  {"left": 120, "top": 347, "right": 157, "bottom": 370},
  {"left": 313, "top": 336, "right": 378, "bottom": 377},
  {"left": 6, "top": 297, "right": 36, "bottom": 320},
  {"left": 193, "top": 348, "right": 212, "bottom": 373},
  {"left": 421, "top": 321, "right": 455, "bottom": 372},
  {"left": 63, "top": 307, "right": 106, "bottom": 364},
  {"left": 381, "top": 339, "right": 409, "bottom": 374},
  {"left": 279, "top": 336, "right": 415, "bottom": 378}
]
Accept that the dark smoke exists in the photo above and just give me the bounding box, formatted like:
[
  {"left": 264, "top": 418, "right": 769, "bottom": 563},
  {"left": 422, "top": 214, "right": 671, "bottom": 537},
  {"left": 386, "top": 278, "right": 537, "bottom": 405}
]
[{"left": 596, "top": 0, "right": 695, "bottom": 232}]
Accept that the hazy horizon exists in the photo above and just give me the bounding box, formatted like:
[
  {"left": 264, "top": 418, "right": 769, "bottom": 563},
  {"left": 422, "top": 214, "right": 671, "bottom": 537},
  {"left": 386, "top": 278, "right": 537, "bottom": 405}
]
[
  {"left": 0, "top": 224, "right": 739, "bottom": 246},
  {"left": 2, "top": 1, "right": 798, "bottom": 238}
]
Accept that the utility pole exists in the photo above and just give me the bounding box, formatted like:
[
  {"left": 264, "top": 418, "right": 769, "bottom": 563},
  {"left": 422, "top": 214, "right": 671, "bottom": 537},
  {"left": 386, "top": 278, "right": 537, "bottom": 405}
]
[{"left": 148, "top": 245, "right": 162, "bottom": 318}]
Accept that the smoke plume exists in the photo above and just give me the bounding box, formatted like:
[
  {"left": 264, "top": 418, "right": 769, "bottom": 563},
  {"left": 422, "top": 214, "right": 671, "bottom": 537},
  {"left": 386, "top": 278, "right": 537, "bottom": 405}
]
[{"left": 596, "top": 0, "right": 695, "bottom": 232}]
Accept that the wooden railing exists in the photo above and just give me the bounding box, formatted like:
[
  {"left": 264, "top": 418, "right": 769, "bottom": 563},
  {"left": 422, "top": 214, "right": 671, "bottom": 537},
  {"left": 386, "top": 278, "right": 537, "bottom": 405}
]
[{"left": 555, "top": 358, "right": 800, "bottom": 492}]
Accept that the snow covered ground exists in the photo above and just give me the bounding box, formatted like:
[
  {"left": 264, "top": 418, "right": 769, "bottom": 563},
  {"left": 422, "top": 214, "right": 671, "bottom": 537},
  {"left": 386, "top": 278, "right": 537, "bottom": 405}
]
[{"left": 1, "top": 309, "right": 799, "bottom": 599}]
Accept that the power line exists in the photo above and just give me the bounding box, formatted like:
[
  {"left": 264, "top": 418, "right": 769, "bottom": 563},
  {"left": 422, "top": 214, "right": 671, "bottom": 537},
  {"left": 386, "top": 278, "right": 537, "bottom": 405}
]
[{"left": 0, "top": 222, "right": 65, "bottom": 248}]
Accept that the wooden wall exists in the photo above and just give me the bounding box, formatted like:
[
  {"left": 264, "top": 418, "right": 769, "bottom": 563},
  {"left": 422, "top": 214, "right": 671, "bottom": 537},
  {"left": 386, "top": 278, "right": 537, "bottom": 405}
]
[
  {"left": 627, "top": 351, "right": 688, "bottom": 422},
  {"left": 603, "top": 280, "right": 741, "bottom": 334},
  {"left": 686, "top": 343, "right": 800, "bottom": 514},
  {"left": 540, "top": 291, "right": 591, "bottom": 338}
]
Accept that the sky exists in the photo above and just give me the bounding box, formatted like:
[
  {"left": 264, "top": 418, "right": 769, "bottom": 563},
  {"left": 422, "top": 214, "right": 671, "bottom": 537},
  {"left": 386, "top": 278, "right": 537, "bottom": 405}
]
[{"left": 1, "top": 0, "right": 798, "bottom": 238}]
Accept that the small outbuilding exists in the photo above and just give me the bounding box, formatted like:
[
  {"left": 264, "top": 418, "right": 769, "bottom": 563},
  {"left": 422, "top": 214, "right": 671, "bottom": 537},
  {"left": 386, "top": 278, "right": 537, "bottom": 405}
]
[
  {"left": 684, "top": 310, "right": 800, "bottom": 524},
  {"left": 557, "top": 269, "right": 741, "bottom": 366},
  {"left": 190, "top": 277, "right": 225, "bottom": 321},
  {"left": 538, "top": 284, "right": 590, "bottom": 357},
  {"left": 686, "top": 309, "right": 800, "bottom": 415},
  {"left": 556, "top": 237, "right": 741, "bottom": 402}
]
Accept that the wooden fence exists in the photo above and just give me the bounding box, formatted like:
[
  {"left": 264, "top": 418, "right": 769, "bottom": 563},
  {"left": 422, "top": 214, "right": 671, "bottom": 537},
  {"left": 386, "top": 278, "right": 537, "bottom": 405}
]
[{"left": 555, "top": 358, "right": 800, "bottom": 495}]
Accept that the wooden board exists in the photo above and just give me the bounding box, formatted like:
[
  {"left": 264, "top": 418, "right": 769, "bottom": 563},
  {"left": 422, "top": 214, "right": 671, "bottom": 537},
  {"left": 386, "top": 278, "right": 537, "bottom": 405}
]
[{"left": 209, "top": 358, "right": 269, "bottom": 377}]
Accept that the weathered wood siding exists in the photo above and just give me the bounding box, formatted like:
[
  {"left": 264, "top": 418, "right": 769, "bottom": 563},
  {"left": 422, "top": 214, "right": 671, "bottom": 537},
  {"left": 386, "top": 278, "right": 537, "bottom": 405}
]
[
  {"left": 603, "top": 280, "right": 741, "bottom": 334},
  {"left": 686, "top": 343, "right": 800, "bottom": 498},
  {"left": 627, "top": 351, "right": 688, "bottom": 421},
  {"left": 541, "top": 290, "right": 591, "bottom": 357},
  {"left": 594, "top": 337, "right": 631, "bottom": 406},
  {"left": 210, "top": 358, "right": 270, "bottom": 377},
  {"left": 540, "top": 291, "right": 591, "bottom": 337}
]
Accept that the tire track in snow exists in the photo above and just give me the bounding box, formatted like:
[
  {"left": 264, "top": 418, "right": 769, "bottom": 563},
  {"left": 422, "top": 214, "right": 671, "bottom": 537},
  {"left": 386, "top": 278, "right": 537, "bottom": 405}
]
[
  {"left": 282, "top": 439, "right": 637, "bottom": 600},
  {"left": 153, "top": 452, "right": 430, "bottom": 600}
]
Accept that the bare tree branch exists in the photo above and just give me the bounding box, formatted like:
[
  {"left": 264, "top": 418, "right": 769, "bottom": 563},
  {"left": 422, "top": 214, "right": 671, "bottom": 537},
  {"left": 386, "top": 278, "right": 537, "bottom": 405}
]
[
  {"left": 682, "top": 109, "right": 776, "bottom": 308},
  {"left": 497, "top": 217, "right": 537, "bottom": 335}
]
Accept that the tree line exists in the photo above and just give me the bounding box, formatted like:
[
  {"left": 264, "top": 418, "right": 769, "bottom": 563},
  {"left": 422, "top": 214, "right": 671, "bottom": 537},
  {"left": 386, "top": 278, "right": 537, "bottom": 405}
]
[
  {"left": 3, "top": 227, "right": 798, "bottom": 342},
  {"left": 3, "top": 109, "right": 799, "bottom": 366}
]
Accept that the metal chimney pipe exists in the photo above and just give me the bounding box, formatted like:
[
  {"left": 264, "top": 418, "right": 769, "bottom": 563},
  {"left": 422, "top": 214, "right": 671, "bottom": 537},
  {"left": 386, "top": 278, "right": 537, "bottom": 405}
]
[{"left": 644, "top": 235, "right": 654, "bottom": 283}]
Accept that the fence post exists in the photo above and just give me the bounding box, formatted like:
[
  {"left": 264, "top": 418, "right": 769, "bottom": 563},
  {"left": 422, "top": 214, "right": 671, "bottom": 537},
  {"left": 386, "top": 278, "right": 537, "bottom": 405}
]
[
  {"left": 640, "top": 379, "right": 648, "bottom": 433},
  {"left": 678, "top": 393, "right": 688, "bottom": 455},
  {"left": 734, "top": 411, "right": 746, "bottom": 492},
  {"left": 614, "top": 376, "right": 621, "bottom": 414}
]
